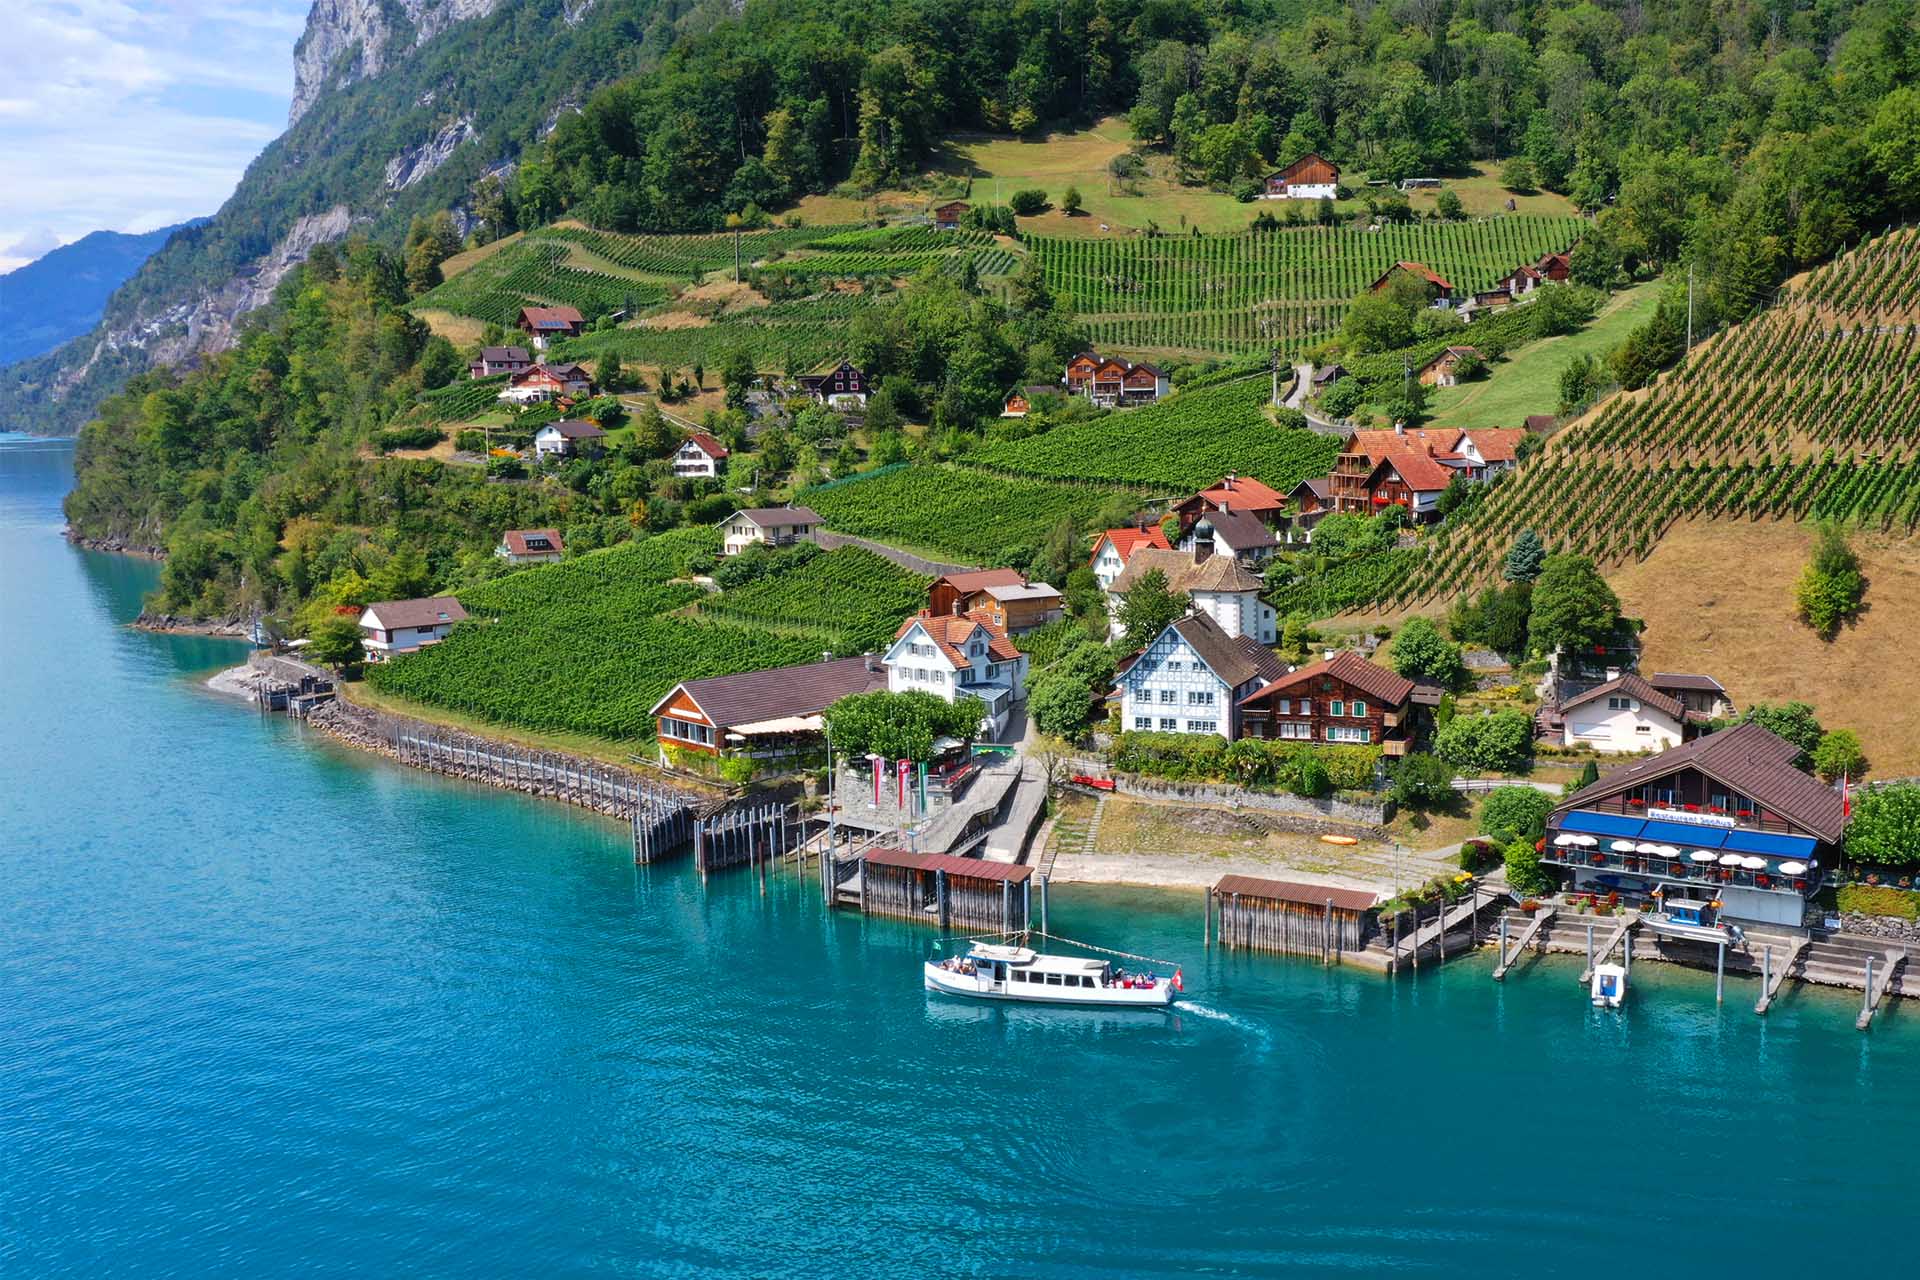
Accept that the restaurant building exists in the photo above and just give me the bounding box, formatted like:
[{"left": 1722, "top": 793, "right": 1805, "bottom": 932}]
[{"left": 1543, "top": 721, "right": 1847, "bottom": 926}]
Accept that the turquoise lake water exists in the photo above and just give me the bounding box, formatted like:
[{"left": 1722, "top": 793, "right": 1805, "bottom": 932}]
[{"left": 2, "top": 435, "right": 1916, "bottom": 1277}]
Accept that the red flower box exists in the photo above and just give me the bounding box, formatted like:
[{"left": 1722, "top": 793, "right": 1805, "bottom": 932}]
[
  {"left": 1684, "top": 804, "right": 1700, "bottom": 812},
  {"left": 1628, "top": 799, "right": 1645, "bottom": 807},
  {"left": 1736, "top": 810, "right": 1753, "bottom": 818},
  {"left": 1793, "top": 879, "right": 1807, "bottom": 891},
  {"left": 1591, "top": 852, "right": 1607, "bottom": 865}
]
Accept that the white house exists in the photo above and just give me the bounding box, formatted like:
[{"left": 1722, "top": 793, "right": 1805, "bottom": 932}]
[
  {"left": 1088, "top": 526, "right": 1172, "bottom": 592},
  {"left": 884, "top": 610, "right": 1029, "bottom": 740},
  {"left": 497, "top": 528, "right": 564, "bottom": 564},
  {"left": 673, "top": 432, "right": 730, "bottom": 479},
  {"left": 358, "top": 596, "right": 468, "bottom": 662},
  {"left": 721, "top": 506, "right": 825, "bottom": 556},
  {"left": 1176, "top": 510, "right": 1276, "bottom": 568},
  {"left": 533, "top": 419, "right": 607, "bottom": 458},
  {"left": 1116, "top": 612, "right": 1284, "bottom": 739},
  {"left": 1106, "top": 547, "right": 1277, "bottom": 645},
  {"left": 1559, "top": 673, "right": 1692, "bottom": 753}
]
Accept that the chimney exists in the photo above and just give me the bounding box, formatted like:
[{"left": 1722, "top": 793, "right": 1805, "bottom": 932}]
[
  {"left": 1223, "top": 474, "right": 1236, "bottom": 491},
  {"left": 864, "top": 650, "right": 881, "bottom": 672},
  {"left": 1394, "top": 419, "right": 1405, "bottom": 436},
  {"left": 1605, "top": 666, "right": 1621, "bottom": 681}
]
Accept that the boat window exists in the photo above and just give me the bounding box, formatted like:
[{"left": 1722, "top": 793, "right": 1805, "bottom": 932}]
[
  {"left": 1046, "top": 973, "right": 1063, "bottom": 985},
  {"left": 1079, "top": 975, "right": 1095, "bottom": 987}
]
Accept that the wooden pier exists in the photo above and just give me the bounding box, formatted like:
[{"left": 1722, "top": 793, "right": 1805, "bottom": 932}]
[
  {"left": 1754, "top": 937, "right": 1807, "bottom": 1015},
  {"left": 1492, "top": 907, "right": 1556, "bottom": 980},
  {"left": 692, "top": 800, "right": 793, "bottom": 877},
  {"left": 856, "top": 848, "right": 1032, "bottom": 931},
  {"left": 1857, "top": 949, "right": 1907, "bottom": 1030},
  {"left": 1205, "top": 876, "right": 1378, "bottom": 963}
]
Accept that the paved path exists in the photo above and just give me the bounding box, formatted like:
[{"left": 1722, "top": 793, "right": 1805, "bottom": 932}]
[{"left": 815, "top": 531, "right": 975, "bottom": 577}]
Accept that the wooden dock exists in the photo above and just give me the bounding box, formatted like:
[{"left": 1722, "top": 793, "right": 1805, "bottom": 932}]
[
  {"left": 1857, "top": 950, "right": 1907, "bottom": 1030},
  {"left": 1579, "top": 914, "right": 1638, "bottom": 983},
  {"left": 1754, "top": 938, "right": 1808, "bottom": 1015},
  {"left": 1492, "top": 907, "right": 1555, "bottom": 980}
]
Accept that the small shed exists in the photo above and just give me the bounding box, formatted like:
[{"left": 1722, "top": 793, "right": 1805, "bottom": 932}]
[
  {"left": 861, "top": 848, "right": 1032, "bottom": 931},
  {"left": 1208, "top": 875, "right": 1378, "bottom": 961}
]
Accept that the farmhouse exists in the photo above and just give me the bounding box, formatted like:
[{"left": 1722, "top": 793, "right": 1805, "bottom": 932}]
[
  {"left": 1534, "top": 251, "right": 1572, "bottom": 281},
  {"left": 1557, "top": 672, "right": 1699, "bottom": 753},
  {"left": 533, "top": 419, "right": 606, "bottom": 458},
  {"left": 673, "top": 432, "right": 730, "bottom": 478},
  {"left": 517, "top": 305, "right": 585, "bottom": 347},
  {"left": 1000, "top": 384, "right": 1058, "bottom": 418},
  {"left": 1237, "top": 649, "right": 1438, "bottom": 755},
  {"left": 928, "top": 568, "right": 1025, "bottom": 618},
  {"left": 932, "top": 200, "right": 970, "bottom": 230},
  {"left": 962, "top": 580, "right": 1064, "bottom": 634},
  {"left": 359, "top": 596, "right": 467, "bottom": 662},
  {"left": 1416, "top": 345, "right": 1484, "bottom": 387},
  {"left": 1280, "top": 477, "right": 1332, "bottom": 544},
  {"left": 650, "top": 653, "right": 889, "bottom": 759},
  {"left": 1648, "top": 673, "right": 1734, "bottom": 720},
  {"left": 721, "top": 506, "right": 824, "bottom": 556},
  {"left": 1544, "top": 720, "right": 1846, "bottom": 926},
  {"left": 1061, "top": 351, "right": 1168, "bottom": 406},
  {"left": 1367, "top": 261, "right": 1454, "bottom": 306},
  {"left": 1088, "top": 525, "right": 1171, "bottom": 591},
  {"left": 885, "top": 610, "right": 1029, "bottom": 739},
  {"left": 1116, "top": 612, "right": 1285, "bottom": 739},
  {"left": 1172, "top": 473, "right": 1288, "bottom": 540},
  {"left": 1327, "top": 425, "right": 1526, "bottom": 519},
  {"left": 499, "top": 362, "right": 592, "bottom": 403},
  {"left": 1262, "top": 153, "right": 1340, "bottom": 200},
  {"left": 496, "top": 528, "right": 564, "bottom": 564},
  {"left": 469, "top": 345, "right": 531, "bottom": 378},
  {"left": 798, "top": 360, "right": 869, "bottom": 408},
  {"left": 1108, "top": 546, "right": 1277, "bottom": 645}
]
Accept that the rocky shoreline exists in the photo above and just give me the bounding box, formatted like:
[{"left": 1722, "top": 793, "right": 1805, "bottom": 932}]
[
  {"left": 134, "top": 611, "right": 252, "bottom": 638},
  {"left": 66, "top": 530, "right": 166, "bottom": 558}
]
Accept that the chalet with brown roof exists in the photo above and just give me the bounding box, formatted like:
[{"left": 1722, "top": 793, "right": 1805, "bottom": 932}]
[
  {"left": 358, "top": 596, "right": 468, "bottom": 662},
  {"left": 721, "top": 506, "right": 824, "bottom": 556},
  {"left": 1088, "top": 525, "right": 1172, "bottom": 590},
  {"left": 1368, "top": 262, "right": 1454, "bottom": 304},
  {"left": 1535, "top": 251, "right": 1572, "bottom": 281},
  {"left": 885, "top": 610, "right": 1029, "bottom": 738},
  {"left": 517, "top": 305, "right": 585, "bottom": 347},
  {"left": 673, "top": 432, "right": 730, "bottom": 478},
  {"left": 932, "top": 200, "right": 970, "bottom": 230},
  {"left": 1237, "top": 649, "right": 1437, "bottom": 755},
  {"left": 649, "top": 653, "right": 890, "bottom": 757},
  {"left": 798, "top": 360, "right": 869, "bottom": 408},
  {"left": 469, "top": 346, "right": 531, "bottom": 378},
  {"left": 1000, "top": 384, "right": 1058, "bottom": 418},
  {"left": 533, "top": 419, "right": 607, "bottom": 458},
  {"left": 500, "top": 362, "right": 593, "bottom": 404},
  {"left": 963, "top": 580, "right": 1064, "bottom": 634},
  {"left": 1648, "top": 673, "right": 1734, "bottom": 719},
  {"left": 928, "top": 568, "right": 1027, "bottom": 618},
  {"left": 496, "top": 528, "right": 564, "bottom": 564},
  {"left": 1545, "top": 720, "right": 1845, "bottom": 925},
  {"left": 1328, "top": 425, "right": 1526, "bottom": 520},
  {"left": 1062, "top": 351, "right": 1168, "bottom": 406},
  {"left": 1262, "top": 153, "right": 1340, "bottom": 200},
  {"left": 1417, "top": 345, "right": 1484, "bottom": 388},
  {"left": 1558, "top": 672, "right": 1699, "bottom": 753}
]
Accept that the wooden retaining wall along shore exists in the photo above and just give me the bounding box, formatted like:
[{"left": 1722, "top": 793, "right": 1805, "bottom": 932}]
[
  {"left": 858, "top": 848, "right": 1032, "bottom": 932},
  {"left": 1205, "top": 875, "right": 1380, "bottom": 963}
]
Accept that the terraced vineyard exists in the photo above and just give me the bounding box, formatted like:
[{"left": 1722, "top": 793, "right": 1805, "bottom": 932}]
[
  {"left": 366, "top": 530, "right": 923, "bottom": 741},
  {"left": 800, "top": 465, "right": 1120, "bottom": 564},
  {"left": 1320, "top": 227, "right": 1920, "bottom": 614},
  {"left": 560, "top": 294, "right": 876, "bottom": 375},
  {"left": 1028, "top": 217, "right": 1583, "bottom": 356},
  {"left": 695, "top": 547, "right": 929, "bottom": 647},
  {"left": 968, "top": 376, "right": 1340, "bottom": 493}
]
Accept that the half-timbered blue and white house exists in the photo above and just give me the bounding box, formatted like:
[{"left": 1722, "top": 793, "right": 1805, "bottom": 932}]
[{"left": 1116, "top": 613, "right": 1285, "bottom": 738}]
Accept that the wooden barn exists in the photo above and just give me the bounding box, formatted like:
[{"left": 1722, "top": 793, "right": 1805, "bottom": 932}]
[
  {"left": 859, "top": 848, "right": 1032, "bottom": 931},
  {"left": 1207, "top": 875, "right": 1379, "bottom": 961}
]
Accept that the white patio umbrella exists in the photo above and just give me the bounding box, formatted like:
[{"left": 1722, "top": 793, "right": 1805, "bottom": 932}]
[
  {"left": 1571, "top": 835, "right": 1598, "bottom": 847},
  {"left": 1718, "top": 852, "right": 1744, "bottom": 866},
  {"left": 1741, "top": 856, "right": 1768, "bottom": 871},
  {"left": 1690, "top": 851, "right": 1719, "bottom": 863},
  {"left": 1611, "top": 840, "right": 1638, "bottom": 852},
  {"left": 1778, "top": 861, "right": 1809, "bottom": 876},
  {"left": 1634, "top": 842, "right": 1663, "bottom": 854},
  {"left": 1553, "top": 834, "right": 1578, "bottom": 847},
  {"left": 1656, "top": 845, "right": 1682, "bottom": 857}
]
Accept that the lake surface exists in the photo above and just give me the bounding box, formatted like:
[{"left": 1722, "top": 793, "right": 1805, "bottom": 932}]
[{"left": 2, "top": 435, "right": 1915, "bottom": 1277}]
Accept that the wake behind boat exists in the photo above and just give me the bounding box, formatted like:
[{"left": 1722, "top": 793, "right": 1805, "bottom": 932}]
[{"left": 925, "top": 937, "right": 1182, "bottom": 1008}]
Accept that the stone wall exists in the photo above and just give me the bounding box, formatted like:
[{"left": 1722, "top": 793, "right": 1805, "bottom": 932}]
[
  {"left": 1108, "top": 774, "right": 1394, "bottom": 827},
  {"left": 1839, "top": 912, "right": 1920, "bottom": 943}
]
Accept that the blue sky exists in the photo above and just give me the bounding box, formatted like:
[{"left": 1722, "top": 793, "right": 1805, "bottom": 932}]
[{"left": 0, "top": 0, "right": 311, "bottom": 270}]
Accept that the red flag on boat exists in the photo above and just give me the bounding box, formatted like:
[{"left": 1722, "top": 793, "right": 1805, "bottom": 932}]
[{"left": 1172, "top": 968, "right": 1184, "bottom": 993}]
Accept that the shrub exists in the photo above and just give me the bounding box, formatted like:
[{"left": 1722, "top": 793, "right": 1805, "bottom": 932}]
[
  {"left": 1458, "top": 839, "right": 1501, "bottom": 873},
  {"left": 1837, "top": 884, "right": 1920, "bottom": 920},
  {"left": 1480, "top": 785, "right": 1553, "bottom": 843},
  {"left": 1392, "top": 753, "right": 1457, "bottom": 809},
  {"left": 1795, "top": 520, "right": 1865, "bottom": 637},
  {"left": 454, "top": 429, "right": 485, "bottom": 453},
  {"left": 1505, "top": 835, "right": 1554, "bottom": 895},
  {"left": 1009, "top": 189, "right": 1050, "bottom": 216},
  {"left": 1434, "top": 709, "right": 1535, "bottom": 774},
  {"left": 1500, "top": 156, "right": 1537, "bottom": 193},
  {"left": 375, "top": 426, "right": 444, "bottom": 452},
  {"left": 1845, "top": 783, "right": 1920, "bottom": 868},
  {"left": 1388, "top": 616, "right": 1467, "bottom": 689}
]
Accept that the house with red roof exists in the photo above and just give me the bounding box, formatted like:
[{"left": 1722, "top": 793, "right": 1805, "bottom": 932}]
[
  {"left": 1088, "top": 525, "right": 1172, "bottom": 591},
  {"left": 496, "top": 528, "right": 565, "bottom": 564},
  {"left": 1328, "top": 425, "right": 1527, "bottom": 521},
  {"left": 1367, "top": 261, "right": 1455, "bottom": 305},
  {"left": 673, "top": 432, "right": 730, "bottom": 478},
  {"left": 884, "top": 610, "right": 1030, "bottom": 739},
  {"left": 517, "top": 305, "right": 585, "bottom": 348}
]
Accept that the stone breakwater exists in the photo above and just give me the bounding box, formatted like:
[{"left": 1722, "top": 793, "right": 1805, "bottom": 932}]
[
  {"left": 1840, "top": 911, "right": 1920, "bottom": 943},
  {"left": 307, "top": 695, "right": 706, "bottom": 820}
]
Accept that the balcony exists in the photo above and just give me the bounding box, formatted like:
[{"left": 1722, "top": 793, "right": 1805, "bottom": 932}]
[
  {"left": 1574, "top": 792, "right": 1799, "bottom": 835},
  {"left": 1543, "top": 846, "right": 1819, "bottom": 896}
]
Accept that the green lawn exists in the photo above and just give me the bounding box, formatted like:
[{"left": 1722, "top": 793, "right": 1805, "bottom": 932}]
[{"left": 1425, "top": 277, "right": 1667, "bottom": 429}]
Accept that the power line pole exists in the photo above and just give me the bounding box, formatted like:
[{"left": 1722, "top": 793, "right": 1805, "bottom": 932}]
[{"left": 1686, "top": 263, "right": 1695, "bottom": 361}]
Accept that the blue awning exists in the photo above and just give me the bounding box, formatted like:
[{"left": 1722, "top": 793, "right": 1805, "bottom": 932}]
[
  {"left": 1723, "top": 828, "right": 1817, "bottom": 858},
  {"left": 1559, "top": 811, "right": 1646, "bottom": 838},
  {"left": 1641, "top": 820, "right": 1726, "bottom": 848}
]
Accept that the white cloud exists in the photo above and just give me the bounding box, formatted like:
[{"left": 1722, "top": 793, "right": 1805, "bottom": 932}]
[{"left": 0, "top": 0, "right": 310, "bottom": 263}]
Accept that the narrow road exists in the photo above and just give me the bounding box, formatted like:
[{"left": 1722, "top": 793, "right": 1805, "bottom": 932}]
[{"left": 814, "top": 531, "right": 976, "bottom": 577}]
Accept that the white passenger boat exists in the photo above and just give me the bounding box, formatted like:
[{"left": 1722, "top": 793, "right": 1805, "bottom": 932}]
[{"left": 925, "top": 941, "right": 1181, "bottom": 1008}]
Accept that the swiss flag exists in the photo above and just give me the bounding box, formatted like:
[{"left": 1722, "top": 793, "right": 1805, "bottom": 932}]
[{"left": 1172, "top": 968, "right": 1184, "bottom": 993}]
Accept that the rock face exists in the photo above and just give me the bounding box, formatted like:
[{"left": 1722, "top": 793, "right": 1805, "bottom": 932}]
[
  {"left": 384, "top": 116, "right": 478, "bottom": 190},
  {"left": 290, "top": 0, "right": 501, "bottom": 124}
]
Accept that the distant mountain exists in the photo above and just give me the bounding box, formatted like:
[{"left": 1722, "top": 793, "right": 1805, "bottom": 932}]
[{"left": 0, "top": 224, "right": 199, "bottom": 362}]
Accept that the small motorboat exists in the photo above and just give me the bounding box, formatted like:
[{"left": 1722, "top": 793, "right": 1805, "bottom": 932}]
[
  {"left": 925, "top": 941, "right": 1181, "bottom": 1008},
  {"left": 1591, "top": 962, "right": 1627, "bottom": 1009}
]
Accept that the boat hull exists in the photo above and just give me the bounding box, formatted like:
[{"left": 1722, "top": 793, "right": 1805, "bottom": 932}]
[{"left": 922, "top": 963, "right": 1176, "bottom": 1008}]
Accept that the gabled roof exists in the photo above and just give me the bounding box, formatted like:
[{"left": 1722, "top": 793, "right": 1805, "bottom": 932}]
[
  {"left": 682, "top": 431, "right": 729, "bottom": 459},
  {"left": 1091, "top": 526, "right": 1172, "bottom": 568},
  {"left": 732, "top": 506, "right": 823, "bottom": 528},
  {"left": 1463, "top": 427, "right": 1526, "bottom": 463},
  {"left": 1191, "top": 506, "right": 1278, "bottom": 552},
  {"left": 1214, "top": 874, "right": 1376, "bottom": 912},
  {"left": 648, "top": 654, "right": 889, "bottom": 728},
  {"left": 1108, "top": 547, "right": 1264, "bottom": 595},
  {"left": 1649, "top": 672, "right": 1727, "bottom": 694},
  {"left": 1524, "top": 414, "right": 1557, "bottom": 431},
  {"left": 934, "top": 568, "right": 1026, "bottom": 596},
  {"left": 1420, "top": 345, "right": 1483, "bottom": 371},
  {"left": 977, "top": 582, "right": 1062, "bottom": 604},
  {"left": 1293, "top": 477, "right": 1333, "bottom": 501},
  {"left": 894, "top": 610, "right": 1022, "bottom": 667},
  {"left": 1192, "top": 473, "right": 1286, "bottom": 513},
  {"left": 1165, "top": 612, "right": 1269, "bottom": 688},
  {"left": 361, "top": 596, "right": 468, "bottom": 629},
  {"left": 1552, "top": 720, "right": 1845, "bottom": 843},
  {"left": 519, "top": 305, "right": 583, "bottom": 328},
  {"left": 1238, "top": 649, "right": 1416, "bottom": 708},
  {"left": 540, "top": 419, "right": 606, "bottom": 439},
  {"left": 500, "top": 528, "right": 563, "bottom": 556},
  {"left": 1560, "top": 672, "right": 1685, "bottom": 722},
  {"left": 1372, "top": 261, "right": 1454, "bottom": 292},
  {"left": 1368, "top": 449, "right": 1456, "bottom": 494},
  {"left": 477, "top": 346, "right": 529, "bottom": 362}
]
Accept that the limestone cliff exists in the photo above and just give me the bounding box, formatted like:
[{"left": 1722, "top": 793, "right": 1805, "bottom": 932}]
[{"left": 290, "top": 0, "right": 501, "bottom": 124}]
